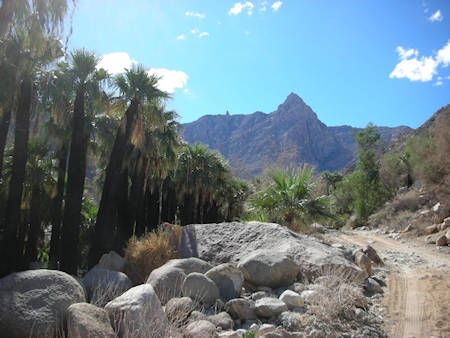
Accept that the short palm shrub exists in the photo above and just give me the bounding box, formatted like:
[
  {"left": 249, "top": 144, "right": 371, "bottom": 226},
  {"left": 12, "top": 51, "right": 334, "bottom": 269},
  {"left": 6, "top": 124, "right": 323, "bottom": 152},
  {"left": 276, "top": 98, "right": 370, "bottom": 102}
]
[{"left": 249, "top": 165, "right": 330, "bottom": 231}]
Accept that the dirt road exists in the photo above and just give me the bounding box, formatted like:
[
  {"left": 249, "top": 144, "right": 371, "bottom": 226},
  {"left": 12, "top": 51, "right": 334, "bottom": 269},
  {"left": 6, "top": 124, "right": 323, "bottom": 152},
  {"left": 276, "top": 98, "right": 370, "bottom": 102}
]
[{"left": 331, "top": 230, "right": 450, "bottom": 338}]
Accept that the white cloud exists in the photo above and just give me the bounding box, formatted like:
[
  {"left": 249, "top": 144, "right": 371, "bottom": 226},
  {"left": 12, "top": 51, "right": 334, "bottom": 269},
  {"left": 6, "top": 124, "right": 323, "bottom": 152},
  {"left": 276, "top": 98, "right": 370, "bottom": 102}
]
[
  {"left": 185, "top": 11, "right": 205, "bottom": 19},
  {"left": 436, "top": 40, "right": 450, "bottom": 66},
  {"left": 271, "top": 1, "right": 282, "bottom": 11},
  {"left": 98, "top": 52, "right": 137, "bottom": 74},
  {"left": 199, "top": 32, "right": 210, "bottom": 38},
  {"left": 228, "top": 2, "right": 254, "bottom": 15},
  {"left": 184, "top": 88, "right": 189, "bottom": 93},
  {"left": 428, "top": 9, "right": 443, "bottom": 22},
  {"left": 191, "top": 28, "right": 199, "bottom": 34},
  {"left": 390, "top": 41, "right": 450, "bottom": 83},
  {"left": 434, "top": 76, "right": 443, "bottom": 86},
  {"left": 389, "top": 54, "right": 438, "bottom": 82},
  {"left": 147, "top": 68, "right": 188, "bottom": 94},
  {"left": 396, "top": 46, "right": 418, "bottom": 60},
  {"left": 177, "top": 34, "right": 185, "bottom": 40}
]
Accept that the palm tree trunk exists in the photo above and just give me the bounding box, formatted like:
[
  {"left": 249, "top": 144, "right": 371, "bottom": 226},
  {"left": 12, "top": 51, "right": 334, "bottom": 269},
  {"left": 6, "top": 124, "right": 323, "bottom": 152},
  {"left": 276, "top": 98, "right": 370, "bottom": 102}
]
[
  {"left": 0, "top": 75, "right": 32, "bottom": 277},
  {"left": 60, "top": 87, "right": 87, "bottom": 274},
  {"left": 0, "top": 0, "right": 14, "bottom": 38},
  {"left": 49, "top": 146, "right": 68, "bottom": 269},
  {"left": 158, "top": 180, "right": 164, "bottom": 225},
  {"left": 24, "top": 184, "right": 41, "bottom": 268},
  {"left": 0, "top": 105, "right": 12, "bottom": 181},
  {"left": 88, "top": 99, "right": 139, "bottom": 268}
]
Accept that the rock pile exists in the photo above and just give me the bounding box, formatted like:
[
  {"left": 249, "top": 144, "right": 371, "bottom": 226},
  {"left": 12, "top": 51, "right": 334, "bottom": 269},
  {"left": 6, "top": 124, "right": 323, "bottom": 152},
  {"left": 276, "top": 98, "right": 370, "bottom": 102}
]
[{"left": 0, "top": 222, "right": 387, "bottom": 337}]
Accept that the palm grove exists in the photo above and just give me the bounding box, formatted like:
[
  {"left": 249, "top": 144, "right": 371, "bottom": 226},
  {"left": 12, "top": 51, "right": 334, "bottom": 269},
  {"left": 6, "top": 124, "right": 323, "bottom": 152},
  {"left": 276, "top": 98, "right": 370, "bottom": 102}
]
[
  {"left": 1, "top": 0, "right": 431, "bottom": 279},
  {"left": 0, "top": 1, "right": 248, "bottom": 277}
]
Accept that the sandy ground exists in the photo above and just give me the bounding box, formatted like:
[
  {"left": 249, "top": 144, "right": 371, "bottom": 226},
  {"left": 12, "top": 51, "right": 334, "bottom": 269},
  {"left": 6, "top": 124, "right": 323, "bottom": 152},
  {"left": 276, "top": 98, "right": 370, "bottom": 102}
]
[{"left": 330, "top": 230, "right": 450, "bottom": 338}]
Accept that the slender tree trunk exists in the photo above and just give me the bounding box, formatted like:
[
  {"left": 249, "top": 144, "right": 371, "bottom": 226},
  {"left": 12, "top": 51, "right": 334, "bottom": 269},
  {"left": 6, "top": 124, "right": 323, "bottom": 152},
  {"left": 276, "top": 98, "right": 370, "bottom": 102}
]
[
  {"left": 131, "top": 155, "right": 147, "bottom": 237},
  {"left": 88, "top": 99, "right": 139, "bottom": 268},
  {"left": 158, "top": 180, "right": 163, "bottom": 225},
  {"left": 24, "top": 185, "right": 41, "bottom": 268},
  {"left": 114, "top": 168, "right": 133, "bottom": 253},
  {"left": 60, "top": 87, "right": 87, "bottom": 274},
  {"left": 0, "top": 0, "right": 14, "bottom": 39},
  {"left": 49, "top": 146, "right": 68, "bottom": 269},
  {"left": 0, "top": 76, "right": 32, "bottom": 277},
  {"left": 0, "top": 105, "right": 12, "bottom": 181}
]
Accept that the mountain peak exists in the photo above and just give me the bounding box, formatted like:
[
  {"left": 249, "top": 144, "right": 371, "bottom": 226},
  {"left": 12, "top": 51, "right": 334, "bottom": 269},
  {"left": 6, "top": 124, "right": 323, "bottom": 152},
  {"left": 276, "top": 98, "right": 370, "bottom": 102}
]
[{"left": 284, "top": 92, "right": 305, "bottom": 105}]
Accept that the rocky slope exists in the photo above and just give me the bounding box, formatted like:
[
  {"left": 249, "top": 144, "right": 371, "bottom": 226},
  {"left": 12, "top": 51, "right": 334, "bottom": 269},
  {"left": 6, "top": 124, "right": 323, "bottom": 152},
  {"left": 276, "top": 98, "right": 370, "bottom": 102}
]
[{"left": 181, "top": 93, "right": 410, "bottom": 177}]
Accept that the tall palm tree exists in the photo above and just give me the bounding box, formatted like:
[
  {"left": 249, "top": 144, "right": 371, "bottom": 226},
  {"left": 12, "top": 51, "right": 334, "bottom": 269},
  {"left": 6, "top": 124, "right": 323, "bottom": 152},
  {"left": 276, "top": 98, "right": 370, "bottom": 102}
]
[
  {"left": 60, "top": 49, "right": 106, "bottom": 274},
  {"left": 88, "top": 65, "right": 168, "bottom": 267}
]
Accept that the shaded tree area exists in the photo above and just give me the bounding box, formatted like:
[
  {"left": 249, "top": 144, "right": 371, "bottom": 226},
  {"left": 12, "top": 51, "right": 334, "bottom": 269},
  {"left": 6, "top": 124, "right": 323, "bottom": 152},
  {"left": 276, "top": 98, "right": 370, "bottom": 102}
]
[{"left": 0, "top": 1, "right": 248, "bottom": 277}]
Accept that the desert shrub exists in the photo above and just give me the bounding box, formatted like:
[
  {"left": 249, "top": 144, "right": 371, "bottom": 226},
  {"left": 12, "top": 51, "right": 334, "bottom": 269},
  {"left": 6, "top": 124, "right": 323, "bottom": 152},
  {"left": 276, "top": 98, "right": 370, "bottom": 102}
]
[
  {"left": 407, "top": 114, "right": 450, "bottom": 184},
  {"left": 308, "top": 266, "right": 365, "bottom": 323},
  {"left": 123, "top": 224, "right": 182, "bottom": 284},
  {"left": 379, "top": 152, "right": 411, "bottom": 195}
]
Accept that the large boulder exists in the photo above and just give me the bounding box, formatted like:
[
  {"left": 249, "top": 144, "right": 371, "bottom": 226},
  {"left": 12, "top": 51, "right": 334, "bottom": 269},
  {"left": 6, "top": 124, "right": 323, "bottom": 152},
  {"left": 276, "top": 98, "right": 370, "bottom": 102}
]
[
  {"left": 146, "top": 257, "right": 212, "bottom": 304},
  {"left": 363, "top": 245, "right": 383, "bottom": 265},
  {"left": 205, "top": 263, "right": 243, "bottom": 301},
  {"left": 224, "top": 298, "right": 257, "bottom": 320},
  {"left": 179, "top": 222, "right": 362, "bottom": 280},
  {"left": 0, "top": 269, "right": 85, "bottom": 338},
  {"left": 66, "top": 303, "right": 115, "bottom": 338},
  {"left": 105, "top": 284, "right": 168, "bottom": 337},
  {"left": 238, "top": 251, "right": 300, "bottom": 288},
  {"left": 96, "top": 251, "right": 125, "bottom": 272},
  {"left": 255, "top": 297, "right": 288, "bottom": 318},
  {"left": 82, "top": 267, "right": 132, "bottom": 306},
  {"left": 184, "top": 320, "right": 218, "bottom": 338},
  {"left": 436, "top": 235, "right": 448, "bottom": 247},
  {"left": 182, "top": 272, "right": 220, "bottom": 305}
]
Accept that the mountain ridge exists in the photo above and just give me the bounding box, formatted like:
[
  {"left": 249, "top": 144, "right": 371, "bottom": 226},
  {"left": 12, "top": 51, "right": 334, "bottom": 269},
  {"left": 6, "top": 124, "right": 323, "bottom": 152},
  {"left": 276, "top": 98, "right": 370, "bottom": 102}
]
[{"left": 181, "top": 93, "right": 411, "bottom": 177}]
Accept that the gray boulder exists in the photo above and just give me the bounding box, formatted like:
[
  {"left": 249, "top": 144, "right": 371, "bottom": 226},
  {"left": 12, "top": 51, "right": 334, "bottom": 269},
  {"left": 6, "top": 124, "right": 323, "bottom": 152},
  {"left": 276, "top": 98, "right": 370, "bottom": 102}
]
[
  {"left": 255, "top": 297, "right": 288, "bottom": 318},
  {"left": 436, "top": 235, "right": 448, "bottom": 247},
  {"left": 179, "top": 222, "right": 362, "bottom": 280},
  {"left": 354, "top": 251, "right": 371, "bottom": 276},
  {"left": 364, "top": 278, "right": 383, "bottom": 295},
  {"left": 82, "top": 267, "right": 132, "bottom": 306},
  {"left": 206, "top": 311, "right": 234, "bottom": 330},
  {"left": 146, "top": 257, "right": 212, "bottom": 304},
  {"left": 0, "top": 269, "right": 85, "bottom": 338},
  {"left": 184, "top": 320, "right": 218, "bottom": 338},
  {"left": 279, "top": 290, "right": 304, "bottom": 309},
  {"left": 96, "top": 250, "right": 125, "bottom": 272},
  {"left": 165, "top": 297, "right": 195, "bottom": 324},
  {"left": 224, "top": 298, "right": 257, "bottom": 320},
  {"left": 205, "top": 263, "right": 243, "bottom": 301},
  {"left": 105, "top": 284, "right": 168, "bottom": 337},
  {"left": 66, "top": 303, "right": 115, "bottom": 338},
  {"left": 238, "top": 251, "right": 300, "bottom": 288},
  {"left": 182, "top": 272, "right": 220, "bottom": 305}
]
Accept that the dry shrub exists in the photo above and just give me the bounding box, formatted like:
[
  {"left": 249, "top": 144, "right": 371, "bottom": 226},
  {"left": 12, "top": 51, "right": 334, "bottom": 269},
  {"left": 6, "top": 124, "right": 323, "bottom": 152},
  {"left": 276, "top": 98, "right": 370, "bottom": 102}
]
[
  {"left": 89, "top": 282, "right": 128, "bottom": 308},
  {"left": 123, "top": 223, "right": 182, "bottom": 284},
  {"left": 308, "top": 266, "right": 366, "bottom": 324}
]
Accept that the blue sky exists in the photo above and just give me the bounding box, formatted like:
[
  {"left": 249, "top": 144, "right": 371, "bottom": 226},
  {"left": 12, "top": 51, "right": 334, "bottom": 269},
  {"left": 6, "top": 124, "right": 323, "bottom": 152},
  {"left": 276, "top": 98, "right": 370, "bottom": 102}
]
[{"left": 68, "top": 1, "right": 450, "bottom": 128}]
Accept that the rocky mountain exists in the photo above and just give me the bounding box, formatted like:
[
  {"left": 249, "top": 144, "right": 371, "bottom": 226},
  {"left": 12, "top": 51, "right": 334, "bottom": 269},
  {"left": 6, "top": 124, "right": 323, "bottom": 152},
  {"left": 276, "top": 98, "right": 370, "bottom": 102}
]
[{"left": 181, "top": 93, "right": 411, "bottom": 177}]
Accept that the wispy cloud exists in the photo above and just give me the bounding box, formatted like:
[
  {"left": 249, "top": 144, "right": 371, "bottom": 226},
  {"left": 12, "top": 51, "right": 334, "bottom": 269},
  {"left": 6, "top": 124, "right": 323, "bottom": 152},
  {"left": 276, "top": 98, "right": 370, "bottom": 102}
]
[
  {"left": 428, "top": 9, "right": 443, "bottom": 22},
  {"left": 229, "top": 2, "right": 254, "bottom": 15},
  {"left": 389, "top": 40, "right": 450, "bottom": 83},
  {"left": 199, "top": 32, "right": 210, "bottom": 38},
  {"left": 97, "top": 52, "right": 188, "bottom": 93},
  {"left": 260, "top": 1, "right": 268, "bottom": 11},
  {"left": 177, "top": 34, "right": 185, "bottom": 40},
  {"left": 185, "top": 11, "right": 205, "bottom": 19},
  {"left": 191, "top": 28, "right": 199, "bottom": 34},
  {"left": 271, "top": 1, "right": 283, "bottom": 12},
  {"left": 434, "top": 76, "right": 443, "bottom": 86}
]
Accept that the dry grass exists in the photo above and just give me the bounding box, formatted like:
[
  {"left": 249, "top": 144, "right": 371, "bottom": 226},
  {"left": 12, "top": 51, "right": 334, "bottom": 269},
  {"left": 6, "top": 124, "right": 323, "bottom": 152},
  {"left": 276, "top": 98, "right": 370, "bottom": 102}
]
[
  {"left": 123, "top": 223, "right": 182, "bottom": 285},
  {"left": 308, "top": 266, "right": 366, "bottom": 324}
]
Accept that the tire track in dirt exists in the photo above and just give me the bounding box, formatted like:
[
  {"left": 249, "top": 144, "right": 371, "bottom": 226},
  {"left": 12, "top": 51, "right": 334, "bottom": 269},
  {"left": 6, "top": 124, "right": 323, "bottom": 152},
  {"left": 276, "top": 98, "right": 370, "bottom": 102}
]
[{"left": 333, "top": 231, "right": 450, "bottom": 338}]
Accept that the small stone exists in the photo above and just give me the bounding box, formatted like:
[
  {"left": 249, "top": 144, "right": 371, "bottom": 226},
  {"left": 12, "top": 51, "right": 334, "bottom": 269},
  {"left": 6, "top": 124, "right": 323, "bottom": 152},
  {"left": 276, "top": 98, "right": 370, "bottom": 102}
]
[
  {"left": 224, "top": 298, "right": 257, "bottom": 320},
  {"left": 255, "top": 297, "right": 288, "bottom": 318},
  {"left": 279, "top": 290, "right": 304, "bottom": 309},
  {"left": 182, "top": 272, "right": 220, "bottom": 305},
  {"left": 184, "top": 320, "right": 218, "bottom": 338},
  {"left": 436, "top": 235, "right": 448, "bottom": 247}
]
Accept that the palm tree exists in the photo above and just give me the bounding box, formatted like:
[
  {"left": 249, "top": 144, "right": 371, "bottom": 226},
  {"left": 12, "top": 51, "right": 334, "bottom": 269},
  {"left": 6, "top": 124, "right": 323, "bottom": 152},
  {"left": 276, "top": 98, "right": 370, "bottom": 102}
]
[
  {"left": 88, "top": 65, "right": 168, "bottom": 267},
  {"left": 60, "top": 49, "right": 106, "bottom": 274},
  {"left": 250, "top": 165, "right": 329, "bottom": 227},
  {"left": 0, "top": 0, "right": 69, "bottom": 39}
]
